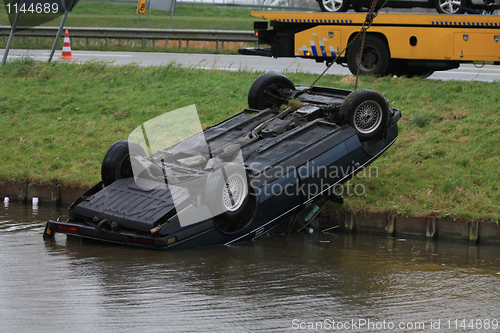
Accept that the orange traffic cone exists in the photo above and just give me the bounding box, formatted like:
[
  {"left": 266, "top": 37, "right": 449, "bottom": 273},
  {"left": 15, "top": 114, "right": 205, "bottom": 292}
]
[{"left": 59, "top": 29, "right": 75, "bottom": 59}]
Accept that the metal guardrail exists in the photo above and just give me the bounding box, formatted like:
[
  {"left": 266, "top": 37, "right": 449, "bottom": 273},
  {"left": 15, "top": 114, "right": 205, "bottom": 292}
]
[
  {"left": 0, "top": 26, "right": 257, "bottom": 47},
  {"left": 81, "top": 0, "right": 319, "bottom": 12},
  {"left": 176, "top": 1, "right": 318, "bottom": 11}
]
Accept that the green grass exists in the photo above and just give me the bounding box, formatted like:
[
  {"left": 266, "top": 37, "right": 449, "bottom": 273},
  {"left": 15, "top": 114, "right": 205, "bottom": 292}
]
[
  {"left": 0, "top": 60, "right": 498, "bottom": 222},
  {"left": 0, "top": 2, "right": 261, "bottom": 29},
  {"left": 344, "top": 77, "right": 500, "bottom": 223},
  {"left": 0, "top": 3, "right": 264, "bottom": 53}
]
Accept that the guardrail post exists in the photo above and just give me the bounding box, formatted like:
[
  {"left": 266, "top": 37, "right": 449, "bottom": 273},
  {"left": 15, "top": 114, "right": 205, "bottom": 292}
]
[
  {"left": 153, "top": 39, "right": 155, "bottom": 47},
  {"left": 179, "top": 39, "right": 182, "bottom": 49},
  {"left": 186, "top": 40, "right": 189, "bottom": 48},
  {"left": 216, "top": 40, "right": 219, "bottom": 51},
  {"left": 165, "top": 39, "right": 168, "bottom": 48},
  {"left": 36, "top": 36, "right": 39, "bottom": 45},
  {"left": 221, "top": 41, "right": 224, "bottom": 50}
]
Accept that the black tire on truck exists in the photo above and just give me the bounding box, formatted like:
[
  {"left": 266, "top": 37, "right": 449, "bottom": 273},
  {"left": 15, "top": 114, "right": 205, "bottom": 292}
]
[{"left": 346, "top": 35, "right": 392, "bottom": 76}]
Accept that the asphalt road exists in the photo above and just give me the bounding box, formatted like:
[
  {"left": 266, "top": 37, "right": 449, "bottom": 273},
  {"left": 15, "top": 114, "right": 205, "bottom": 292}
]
[{"left": 2, "top": 48, "right": 500, "bottom": 82}]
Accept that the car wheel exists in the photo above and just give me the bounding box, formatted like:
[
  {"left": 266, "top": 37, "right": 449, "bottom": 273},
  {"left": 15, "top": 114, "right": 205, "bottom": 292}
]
[
  {"left": 205, "top": 162, "right": 249, "bottom": 220},
  {"left": 434, "top": 0, "right": 465, "bottom": 14},
  {"left": 248, "top": 72, "right": 295, "bottom": 110},
  {"left": 346, "top": 35, "right": 392, "bottom": 76},
  {"left": 318, "top": 0, "right": 350, "bottom": 12},
  {"left": 339, "top": 89, "right": 390, "bottom": 141},
  {"left": 101, "top": 140, "right": 145, "bottom": 187}
]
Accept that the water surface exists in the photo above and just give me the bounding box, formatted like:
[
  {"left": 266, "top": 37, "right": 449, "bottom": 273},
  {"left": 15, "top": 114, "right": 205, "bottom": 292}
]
[{"left": 1, "top": 203, "right": 499, "bottom": 332}]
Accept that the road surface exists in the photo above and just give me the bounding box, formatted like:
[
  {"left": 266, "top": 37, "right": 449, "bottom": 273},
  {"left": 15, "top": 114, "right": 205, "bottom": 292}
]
[{"left": 2, "top": 48, "right": 500, "bottom": 82}]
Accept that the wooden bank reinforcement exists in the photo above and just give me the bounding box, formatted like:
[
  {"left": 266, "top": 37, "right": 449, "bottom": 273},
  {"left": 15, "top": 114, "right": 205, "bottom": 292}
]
[
  {"left": 320, "top": 210, "right": 500, "bottom": 246},
  {"left": 2, "top": 181, "right": 499, "bottom": 245}
]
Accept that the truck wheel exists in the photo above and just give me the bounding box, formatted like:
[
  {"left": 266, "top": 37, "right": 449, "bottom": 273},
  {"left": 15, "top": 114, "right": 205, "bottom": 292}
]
[
  {"left": 248, "top": 73, "right": 295, "bottom": 110},
  {"left": 339, "top": 89, "right": 390, "bottom": 141},
  {"left": 346, "top": 35, "right": 391, "bottom": 76},
  {"left": 205, "top": 162, "right": 249, "bottom": 220},
  {"left": 101, "top": 140, "right": 145, "bottom": 187},
  {"left": 318, "top": 0, "right": 350, "bottom": 12},
  {"left": 434, "top": 0, "right": 465, "bottom": 14}
]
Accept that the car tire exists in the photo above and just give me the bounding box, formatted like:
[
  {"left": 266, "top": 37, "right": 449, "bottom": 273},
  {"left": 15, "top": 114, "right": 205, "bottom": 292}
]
[
  {"left": 318, "top": 0, "right": 350, "bottom": 12},
  {"left": 248, "top": 72, "right": 295, "bottom": 110},
  {"left": 346, "top": 35, "right": 392, "bottom": 76},
  {"left": 339, "top": 89, "right": 390, "bottom": 141},
  {"left": 434, "top": 0, "right": 466, "bottom": 14},
  {"left": 205, "top": 162, "right": 250, "bottom": 220},
  {"left": 101, "top": 140, "right": 146, "bottom": 187}
]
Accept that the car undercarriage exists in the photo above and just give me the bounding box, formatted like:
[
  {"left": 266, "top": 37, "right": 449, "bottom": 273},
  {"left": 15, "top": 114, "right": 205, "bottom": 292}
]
[{"left": 44, "top": 73, "right": 401, "bottom": 250}]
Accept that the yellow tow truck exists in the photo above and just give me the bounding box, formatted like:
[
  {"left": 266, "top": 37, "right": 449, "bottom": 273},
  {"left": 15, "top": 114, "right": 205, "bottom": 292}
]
[{"left": 239, "top": 12, "right": 500, "bottom": 77}]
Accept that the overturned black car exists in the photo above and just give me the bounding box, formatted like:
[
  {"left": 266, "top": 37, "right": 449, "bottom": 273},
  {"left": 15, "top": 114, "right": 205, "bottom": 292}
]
[{"left": 44, "top": 73, "right": 401, "bottom": 250}]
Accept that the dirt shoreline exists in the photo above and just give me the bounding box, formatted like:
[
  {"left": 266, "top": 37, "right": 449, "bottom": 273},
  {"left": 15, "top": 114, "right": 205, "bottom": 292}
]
[{"left": 2, "top": 181, "right": 500, "bottom": 245}]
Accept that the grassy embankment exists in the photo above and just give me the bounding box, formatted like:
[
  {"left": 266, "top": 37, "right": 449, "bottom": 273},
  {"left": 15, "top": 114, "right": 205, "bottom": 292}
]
[
  {"left": 0, "top": 2, "right": 264, "bottom": 53},
  {"left": 0, "top": 59, "right": 498, "bottom": 222}
]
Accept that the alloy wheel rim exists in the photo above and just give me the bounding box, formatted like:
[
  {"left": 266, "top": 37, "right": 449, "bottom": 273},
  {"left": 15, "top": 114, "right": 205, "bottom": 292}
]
[
  {"left": 353, "top": 100, "right": 383, "bottom": 134},
  {"left": 322, "top": 0, "right": 344, "bottom": 12},
  {"left": 439, "top": 0, "right": 461, "bottom": 13},
  {"left": 222, "top": 173, "right": 247, "bottom": 212}
]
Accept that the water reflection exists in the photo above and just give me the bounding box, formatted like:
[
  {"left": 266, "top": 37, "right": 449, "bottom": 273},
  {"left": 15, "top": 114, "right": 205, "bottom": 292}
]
[{"left": 1, "top": 203, "right": 499, "bottom": 332}]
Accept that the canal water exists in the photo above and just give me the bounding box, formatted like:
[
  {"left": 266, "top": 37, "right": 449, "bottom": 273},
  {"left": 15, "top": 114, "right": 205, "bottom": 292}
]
[{"left": 1, "top": 202, "right": 499, "bottom": 333}]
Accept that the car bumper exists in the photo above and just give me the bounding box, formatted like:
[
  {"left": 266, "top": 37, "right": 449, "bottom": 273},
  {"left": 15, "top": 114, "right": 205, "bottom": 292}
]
[{"left": 44, "top": 219, "right": 214, "bottom": 250}]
